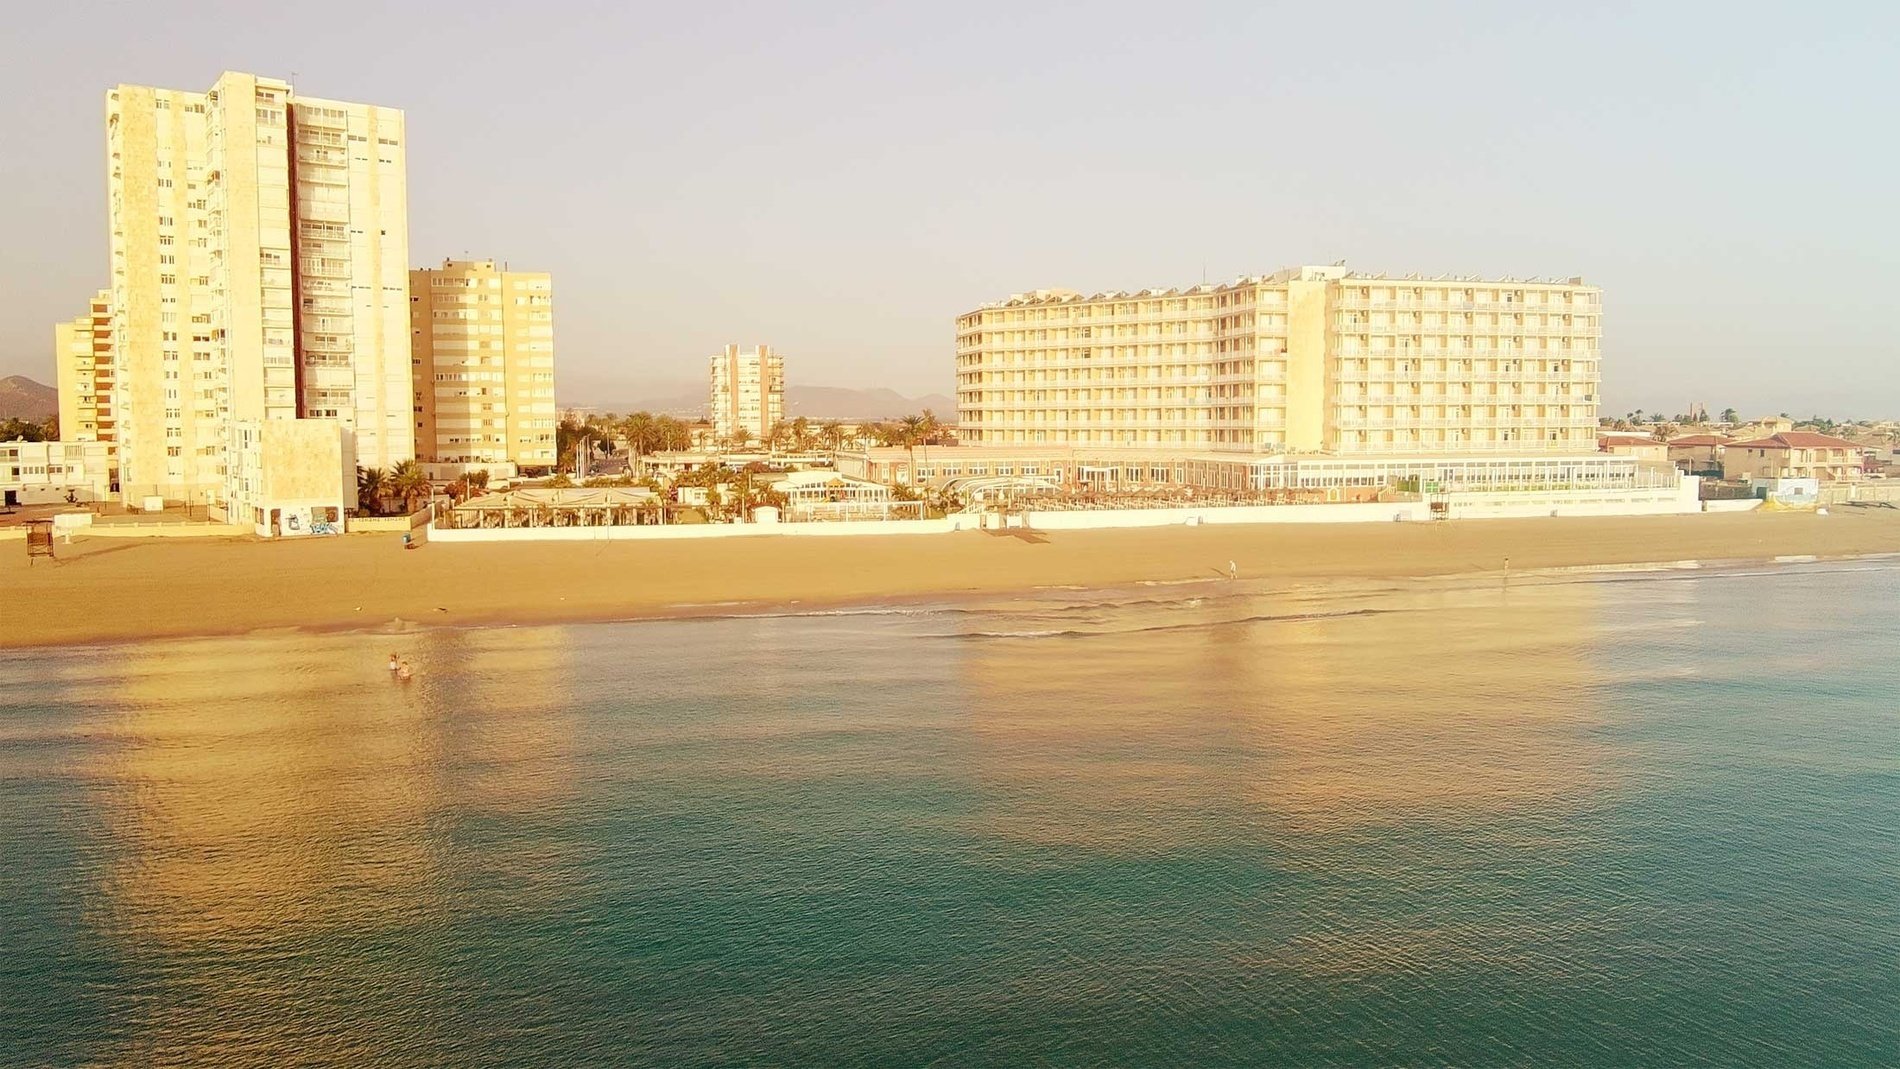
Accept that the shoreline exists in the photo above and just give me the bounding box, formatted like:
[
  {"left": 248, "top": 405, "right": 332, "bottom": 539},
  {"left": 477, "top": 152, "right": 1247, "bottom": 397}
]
[{"left": 6, "top": 510, "right": 1900, "bottom": 650}]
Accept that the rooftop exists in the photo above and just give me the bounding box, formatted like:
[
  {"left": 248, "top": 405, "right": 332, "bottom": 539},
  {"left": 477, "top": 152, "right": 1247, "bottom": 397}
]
[
  {"left": 975, "top": 266, "right": 1593, "bottom": 310},
  {"left": 1726, "top": 432, "right": 1862, "bottom": 450}
]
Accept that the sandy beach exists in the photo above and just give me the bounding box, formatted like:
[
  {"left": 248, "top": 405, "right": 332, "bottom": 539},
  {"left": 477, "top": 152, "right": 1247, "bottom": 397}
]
[{"left": 4, "top": 509, "right": 1899, "bottom": 649}]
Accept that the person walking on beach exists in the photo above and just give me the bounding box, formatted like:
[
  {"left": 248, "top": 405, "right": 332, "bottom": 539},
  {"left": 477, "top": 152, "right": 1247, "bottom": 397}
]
[{"left": 1228, "top": 560, "right": 1239, "bottom": 581}]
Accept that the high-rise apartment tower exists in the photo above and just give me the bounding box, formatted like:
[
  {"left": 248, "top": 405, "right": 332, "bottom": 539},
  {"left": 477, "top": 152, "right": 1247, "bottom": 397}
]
[
  {"left": 103, "top": 71, "right": 411, "bottom": 517},
  {"left": 708, "top": 344, "right": 784, "bottom": 445},
  {"left": 54, "top": 289, "right": 116, "bottom": 458},
  {"left": 409, "top": 259, "right": 558, "bottom": 473}
]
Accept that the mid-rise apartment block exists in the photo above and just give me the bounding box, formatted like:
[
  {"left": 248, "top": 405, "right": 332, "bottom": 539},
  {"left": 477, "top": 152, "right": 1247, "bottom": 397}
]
[
  {"left": 709, "top": 344, "right": 784, "bottom": 444},
  {"left": 101, "top": 70, "right": 411, "bottom": 527},
  {"left": 956, "top": 266, "right": 1600, "bottom": 456},
  {"left": 409, "top": 259, "right": 557, "bottom": 474},
  {"left": 54, "top": 289, "right": 116, "bottom": 454}
]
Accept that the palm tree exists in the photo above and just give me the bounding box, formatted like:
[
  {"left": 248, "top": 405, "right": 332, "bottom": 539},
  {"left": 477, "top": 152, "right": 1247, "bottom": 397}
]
[
  {"left": 622, "top": 411, "right": 658, "bottom": 456},
  {"left": 389, "top": 460, "right": 432, "bottom": 514},
  {"left": 1720, "top": 408, "right": 1738, "bottom": 424},
  {"left": 820, "top": 420, "right": 846, "bottom": 452},
  {"left": 356, "top": 466, "right": 388, "bottom": 515},
  {"left": 791, "top": 416, "right": 813, "bottom": 452},
  {"left": 897, "top": 414, "right": 927, "bottom": 484}
]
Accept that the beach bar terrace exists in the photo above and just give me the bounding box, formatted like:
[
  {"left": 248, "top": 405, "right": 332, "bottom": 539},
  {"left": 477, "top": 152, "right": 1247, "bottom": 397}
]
[{"left": 438, "top": 487, "right": 667, "bottom": 529}]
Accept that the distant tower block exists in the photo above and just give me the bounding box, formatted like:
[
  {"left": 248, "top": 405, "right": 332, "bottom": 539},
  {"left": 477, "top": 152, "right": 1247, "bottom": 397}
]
[{"left": 709, "top": 344, "right": 785, "bottom": 444}]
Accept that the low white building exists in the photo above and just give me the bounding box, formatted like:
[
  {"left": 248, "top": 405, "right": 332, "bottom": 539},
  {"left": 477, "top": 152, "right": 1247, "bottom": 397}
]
[
  {"left": 1, "top": 439, "right": 113, "bottom": 506},
  {"left": 225, "top": 420, "right": 349, "bottom": 537},
  {"left": 768, "top": 470, "right": 910, "bottom": 521}
]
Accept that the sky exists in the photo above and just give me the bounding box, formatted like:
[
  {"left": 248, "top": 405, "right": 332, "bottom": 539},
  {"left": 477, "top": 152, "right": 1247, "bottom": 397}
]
[{"left": 2, "top": 0, "right": 1895, "bottom": 417}]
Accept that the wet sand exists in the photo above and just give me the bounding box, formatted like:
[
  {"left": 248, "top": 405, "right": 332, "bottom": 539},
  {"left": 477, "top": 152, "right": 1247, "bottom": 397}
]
[{"left": 5, "top": 510, "right": 1899, "bottom": 649}]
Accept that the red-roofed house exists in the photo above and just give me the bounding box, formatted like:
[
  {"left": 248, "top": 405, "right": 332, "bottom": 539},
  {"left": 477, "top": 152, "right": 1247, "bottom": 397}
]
[
  {"left": 1667, "top": 434, "right": 1732, "bottom": 475},
  {"left": 1721, "top": 432, "right": 1863, "bottom": 483},
  {"left": 1597, "top": 432, "right": 1667, "bottom": 463}
]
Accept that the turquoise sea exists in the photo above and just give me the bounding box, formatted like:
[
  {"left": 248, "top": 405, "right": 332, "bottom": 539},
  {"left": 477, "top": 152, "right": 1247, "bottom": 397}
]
[{"left": 3, "top": 560, "right": 1898, "bottom": 1066}]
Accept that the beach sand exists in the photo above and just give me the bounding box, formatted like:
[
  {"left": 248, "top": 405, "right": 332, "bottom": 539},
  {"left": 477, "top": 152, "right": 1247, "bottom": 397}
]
[{"left": 5, "top": 510, "right": 1899, "bottom": 648}]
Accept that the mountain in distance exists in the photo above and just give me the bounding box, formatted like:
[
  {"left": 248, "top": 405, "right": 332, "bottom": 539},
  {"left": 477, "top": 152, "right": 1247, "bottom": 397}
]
[
  {"left": 786, "top": 386, "right": 957, "bottom": 421},
  {"left": 0, "top": 375, "right": 58, "bottom": 420},
  {"left": 561, "top": 381, "right": 956, "bottom": 422}
]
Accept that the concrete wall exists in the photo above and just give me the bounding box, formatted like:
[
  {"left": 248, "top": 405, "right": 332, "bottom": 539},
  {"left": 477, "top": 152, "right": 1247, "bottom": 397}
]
[
  {"left": 1022, "top": 502, "right": 1421, "bottom": 529},
  {"left": 1439, "top": 477, "right": 1700, "bottom": 519},
  {"left": 429, "top": 517, "right": 965, "bottom": 543},
  {"left": 426, "top": 479, "right": 1706, "bottom": 544},
  {"left": 345, "top": 508, "right": 432, "bottom": 533},
  {"left": 69, "top": 522, "right": 251, "bottom": 539},
  {"left": 1821, "top": 481, "right": 1900, "bottom": 505}
]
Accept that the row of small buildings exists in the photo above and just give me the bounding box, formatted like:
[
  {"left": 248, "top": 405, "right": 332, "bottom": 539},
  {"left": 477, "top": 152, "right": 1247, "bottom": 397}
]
[
  {"left": 40, "top": 71, "right": 559, "bottom": 530},
  {"left": 1600, "top": 430, "right": 1886, "bottom": 483}
]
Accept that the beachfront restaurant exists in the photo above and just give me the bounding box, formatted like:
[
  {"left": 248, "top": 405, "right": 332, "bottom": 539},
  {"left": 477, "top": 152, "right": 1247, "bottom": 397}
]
[
  {"left": 769, "top": 470, "right": 918, "bottom": 521},
  {"left": 438, "top": 487, "right": 666, "bottom": 529}
]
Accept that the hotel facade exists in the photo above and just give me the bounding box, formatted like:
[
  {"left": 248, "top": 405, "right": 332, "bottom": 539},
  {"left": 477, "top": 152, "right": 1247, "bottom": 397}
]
[
  {"left": 409, "top": 259, "right": 557, "bottom": 475},
  {"left": 956, "top": 265, "right": 1600, "bottom": 456},
  {"left": 708, "top": 344, "right": 784, "bottom": 444},
  {"left": 101, "top": 70, "right": 411, "bottom": 525}
]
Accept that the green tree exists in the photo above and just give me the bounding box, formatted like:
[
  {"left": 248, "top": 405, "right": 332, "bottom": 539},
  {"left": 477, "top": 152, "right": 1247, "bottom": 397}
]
[
  {"left": 621, "top": 411, "right": 661, "bottom": 457},
  {"left": 657, "top": 415, "right": 693, "bottom": 452},
  {"left": 896, "top": 414, "right": 928, "bottom": 484},
  {"left": 555, "top": 417, "right": 586, "bottom": 472},
  {"left": 1720, "top": 407, "right": 1738, "bottom": 424},
  {"left": 356, "top": 466, "right": 388, "bottom": 515},
  {"left": 0, "top": 416, "right": 55, "bottom": 442},
  {"left": 819, "top": 420, "right": 846, "bottom": 451},
  {"left": 389, "top": 460, "right": 432, "bottom": 514}
]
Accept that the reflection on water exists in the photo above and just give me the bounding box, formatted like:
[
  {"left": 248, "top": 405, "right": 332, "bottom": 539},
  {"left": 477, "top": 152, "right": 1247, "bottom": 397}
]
[
  {"left": 959, "top": 581, "right": 1620, "bottom": 852},
  {"left": 3, "top": 563, "right": 1898, "bottom": 1066}
]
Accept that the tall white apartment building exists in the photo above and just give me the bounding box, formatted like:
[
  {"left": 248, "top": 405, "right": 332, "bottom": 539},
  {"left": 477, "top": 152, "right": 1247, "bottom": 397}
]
[
  {"left": 103, "top": 71, "right": 411, "bottom": 522},
  {"left": 956, "top": 266, "right": 1600, "bottom": 456},
  {"left": 410, "top": 259, "right": 558, "bottom": 473},
  {"left": 708, "top": 344, "right": 784, "bottom": 444}
]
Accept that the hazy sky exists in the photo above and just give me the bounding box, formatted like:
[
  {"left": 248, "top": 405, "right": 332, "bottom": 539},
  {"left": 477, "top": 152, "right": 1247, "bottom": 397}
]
[{"left": 3, "top": 1, "right": 1895, "bottom": 416}]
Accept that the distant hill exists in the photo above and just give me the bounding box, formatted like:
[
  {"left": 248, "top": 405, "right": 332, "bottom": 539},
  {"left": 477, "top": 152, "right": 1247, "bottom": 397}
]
[
  {"left": 786, "top": 387, "right": 957, "bottom": 421},
  {"left": 0, "top": 376, "right": 57, "bottom": 420},
  {"left": 563, "top": 384, "right": 957, "bottom": 422}
]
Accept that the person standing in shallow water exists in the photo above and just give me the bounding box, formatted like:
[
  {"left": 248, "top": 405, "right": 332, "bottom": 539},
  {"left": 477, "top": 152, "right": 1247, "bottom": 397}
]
[
  {"left": 388, "top": 652, "right": 400, "bottom": 673},
  {"left": 396, "top": 660, "right": 414, "bottom": 682}
]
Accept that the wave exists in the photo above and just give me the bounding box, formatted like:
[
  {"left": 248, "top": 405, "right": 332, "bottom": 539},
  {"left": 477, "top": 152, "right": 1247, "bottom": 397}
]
[
  {"left": 949, "top": 607, "right": 1390, "bottom": 640},
  {"left": 661, "top": 603, "right": 976, "bottom": 623}
]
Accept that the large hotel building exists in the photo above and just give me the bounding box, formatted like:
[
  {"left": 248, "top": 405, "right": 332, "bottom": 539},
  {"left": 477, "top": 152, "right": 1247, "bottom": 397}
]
[
  {"left": 410, "top": 259, "right": 558, "bottom": 473},
  {"left": 97, "top": 70, "right": 412, "bottom": 523},
  {"left": 956, "top": 265, "right": 1599, "bottom": 455},
  {"left": 845, "top": 265, "right": 1623, "bottom": 497}
]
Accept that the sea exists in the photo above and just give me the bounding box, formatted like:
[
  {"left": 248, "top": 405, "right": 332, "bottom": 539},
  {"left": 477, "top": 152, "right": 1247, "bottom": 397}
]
[{"left": 2, "top": 558, "right": 1897, "bottom": 1067}]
